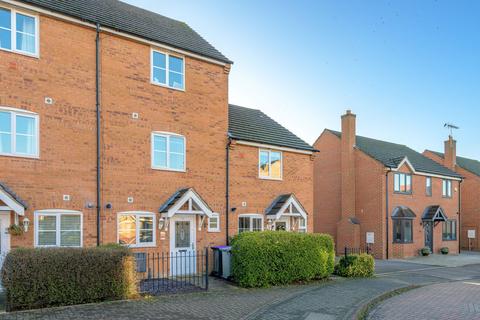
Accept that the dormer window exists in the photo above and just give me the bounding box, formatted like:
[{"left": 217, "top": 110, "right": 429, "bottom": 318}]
[
  {"left": 394, "top": 173, "right": 412, "bottom": 194},
  {"left": 151, "top": 49, "right": 185, "bottom": 90}
]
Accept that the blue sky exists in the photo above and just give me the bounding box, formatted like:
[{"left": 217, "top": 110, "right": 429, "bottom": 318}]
[{"left": 125, "top": 0, "right": 480, "bottom": 159}]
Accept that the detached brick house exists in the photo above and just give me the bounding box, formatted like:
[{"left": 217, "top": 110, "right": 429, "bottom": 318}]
[
  {"left": 314, "top": 111, "right": 462, "bottom": 258},
  {"left": 0, "top": 0, "right": 314, "bottom": 266},
  {"left": 424, "top": 140, "right": 480, "bottom": 251}
]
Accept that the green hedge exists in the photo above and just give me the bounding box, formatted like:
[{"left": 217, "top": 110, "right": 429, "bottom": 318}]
[
  {"left": 2, "top": 245, "right": 138, "bottom": 311},
  {"left": 334, "top": 253, "right": 374, "bottom": 278},
  {"left": 231, "top": 231, "right": 335, "bottom": 287}
]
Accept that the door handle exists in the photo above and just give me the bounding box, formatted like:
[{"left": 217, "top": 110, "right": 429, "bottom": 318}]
[{"left": 179, "top": 249, "right": 187, "bottom": 253}]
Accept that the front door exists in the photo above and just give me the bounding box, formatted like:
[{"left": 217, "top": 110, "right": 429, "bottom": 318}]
[
  {"left": 275, "top": 217, "right": 290, "bottom": 231},
  {"left": 424, "top": 221, "right": 434, "bottom": 253},
  {"left": 0, "top": 212, "right": 11, "bottom": 271},
  {"left": 170, "top": 215, "right": 196, "bottom": 276}
]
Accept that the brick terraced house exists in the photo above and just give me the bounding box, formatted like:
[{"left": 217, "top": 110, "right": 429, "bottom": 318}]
[
  {"left": 424, "top": 140, "right": 480, "bottom": 251},
  {"left": 0, "top": 0, "right": 315, "bottom": 267},
  {"left": 314, "top": 111, "right": 462, "bottom": 259}
]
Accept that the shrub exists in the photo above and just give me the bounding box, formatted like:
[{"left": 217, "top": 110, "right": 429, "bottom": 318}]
[
  {"left": 334, "top": 253, "right": 374, "bottom": 278},
  {"left": 230, "top": 231, "right": 335, "bottom": 287},
  {"left": 2, "top": 246, "right": 138, "bottom": 311},
  {"left": 420, "top": 247, "right": 431, "bottom": 256},
  {"left": 440, "top": 247, "right": 449, "bottom": 255}
]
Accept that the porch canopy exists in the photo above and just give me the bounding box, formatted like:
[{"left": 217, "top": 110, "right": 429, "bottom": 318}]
[
  {"left": 0, "top": 182, "right": 27, "bottom": 216},
  {"left": 422, "top": 205, "right": 448, "bottom": 222},
  {"left": 265, "top": 194, "right": 307, "bottom": 220},
  {"left": 159, "top": 188, "right": 213, "bottom": 218}
]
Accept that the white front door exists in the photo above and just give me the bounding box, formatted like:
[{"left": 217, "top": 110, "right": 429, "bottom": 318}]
[
  {"left": 275, "top": 217, "right": 290, "bottom": 231},
  {"left": 0, "top": 212, "right": 11, "bottom": 270},
  {"left": 170, "top": 215, "right": 196, "bottom": 276}
]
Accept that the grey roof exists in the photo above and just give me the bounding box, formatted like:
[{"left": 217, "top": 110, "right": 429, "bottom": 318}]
[
  {"left": 427, "top": 151, "right": 480, "bottom": 177},
  {"left": 229, "top": 105, "right": 316, "bottom": 152},
  {"left": 19, "top": 0, "right": 232, "bottom": 64},
  {"left": 0, "top": 182, "right": 28, "bottom": 209},
  {"left": 327, "top": 130, "right": 462, "bottom": 179},
  {"left": 422, "top": 205, "right": 448, "bottom": 221},
  {"left": 265, "top": 194, "right": 291, "bottom": 216},
  {"left": 391, "top": 206, "right": 416, "bottom": 219},
  {"left": 158, "top": 188, "right": 212, "bottom": 213}
]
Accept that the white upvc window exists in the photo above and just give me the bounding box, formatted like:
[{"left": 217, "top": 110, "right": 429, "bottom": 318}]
[
  {"left": 117, "top": 212, "right": 156, "bottom": 247},
  {"left": 238, "top": 214, "right": 264, "bottom": 233},
  {"left": 35, "top": 210, "right": 83, "bottom": 247},
  {"left": 0, "top": 6, "right": 39, "bottom": 57},
  {"left": 259, "top": 149, "right": 282, "bottom": 180},
  {"left": 208, "top": 213, "right": 220, "bottom": 232},
  {"left": 442, "top": 179, "right": 452, "bottom": 198},
  {"left": 151, "top": 132, "right": 186, "bottom": 171},
  {"left": 298, "top": 217, "right": 307, "bottom": 233},
  {"left": 0, "top": 107, "right": 39, "bottom": 158},
  {"left": 151, "top": 49, "right": 185, "bottom": 90}
]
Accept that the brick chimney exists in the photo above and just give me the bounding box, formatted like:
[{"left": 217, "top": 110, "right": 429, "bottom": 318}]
[
  {"left": 341, "top": 110, "right": 356, "bottom": 219},
  {"left": 444, "top": 135, "right": 457, "bottom": 170}
]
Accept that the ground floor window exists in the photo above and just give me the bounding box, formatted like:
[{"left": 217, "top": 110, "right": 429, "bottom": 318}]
[
  {"left": 298, "top": 217, "right": 307, "bottom": 233},
  {"left": 392, "top": 218, "right": 413, "bottom": 243},
  {"left": 238, "top": 215, "right": 263, "bottom": 233},
  {"left": 118, "top": 212, "right": 155, "bottom": 247},
  {"left": 35, "top": 210, "right": 82, "bottom": 247},
  {"left": 442, "top": 220, "right": 457, "bottom": 240},
  {"left": 208, "top": 213, "right": 220, "bottom": 232}
]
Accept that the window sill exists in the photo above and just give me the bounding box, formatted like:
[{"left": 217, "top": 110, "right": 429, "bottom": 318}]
[
  {"left": 150, "top": 80, "right": 185, "bottom": 92},
  {"left": 152, "top": 166, "right": 186, "bottom": 173},
  {"left": 442, "top": 239, "right": 457, "bottom": 242},
  {"left": 0, "top": 47, "right": 39, "bottom": 59},
  {"left": 123, "top": 243, "right": 157, "bottom": 248},
  {"left": 259, "top": 176, "right": 283, "bottom": 181},
  {"left": 393, "top": 191, "right": 413, "bottom": 195},
  {"left": 207, "top": 229, "right": 220, "bottom": 233},
  {"left": 0, "top": 153, "right": 39, "bottom": 160},
  {"left": 392, "top": 241, "right": 413, "bottom": 244}
]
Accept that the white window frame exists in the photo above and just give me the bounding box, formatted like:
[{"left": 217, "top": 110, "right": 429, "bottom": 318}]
[
  {"left": 207, "top": 213, "right": 220, "bottom": 232},
  {"left": 258, "top": 149, "right": 283, "bottom": 180},
  {"left": 0, "top": 6, "right": 39, "bottom": 58},
  {"left": 34, "top": 210, "right": 83, "bottom": 247},
  {"left": 117, "top": 211, "right": 156, "bottom": 248},
  {"left": 0, "top": 106, "right": 39, "bottom": 158},
  {"left": 298, "top": 217, "right": 307, "bottom": 233},
  {"left": 151, "top": 132, "right": 186, "bottom": 172},
  {"left": 442, "top": 179, "right": 452, "bottom": 198},
  {"left": 238, "top": 214, "right": 264, "bottom": 233},
  {"left": 150, "top": 49, "right": 185, "bottom": 91}
]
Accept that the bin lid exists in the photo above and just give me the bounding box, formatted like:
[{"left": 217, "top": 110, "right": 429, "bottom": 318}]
[{"left": 211, "top": 245, "right": 231, "bottom": 250}]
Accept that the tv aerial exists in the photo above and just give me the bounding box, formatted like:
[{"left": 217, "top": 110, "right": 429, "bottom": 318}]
[{"left": 444, "top": 123, "right": 459, "bottom": 137}]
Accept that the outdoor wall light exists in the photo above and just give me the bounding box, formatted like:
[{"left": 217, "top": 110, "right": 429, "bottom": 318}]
[
  {"left": 105, "top": 203, "right": 112, "bottom": 209},
  {"left": 22, "top": 217, "right": 30, "bottom": 232},
  {"left": 158, "top": 217, "right": 165, "bottom": 230}
]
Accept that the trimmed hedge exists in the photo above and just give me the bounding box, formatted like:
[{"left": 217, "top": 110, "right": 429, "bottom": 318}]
[
  {"left": 334, "top": 253, "right": 374, "bottom": 278},
  {"left": 231, "top": 231, "right": 335, "bottom": 287},
  {"left": 2, "top": 245, "right": 138, "bottom": 311}
]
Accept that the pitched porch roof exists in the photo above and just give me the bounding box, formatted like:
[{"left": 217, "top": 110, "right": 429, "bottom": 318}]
[
  {"left": 265, "top": 194, "right": 307, "bottom": 220},
  {"left": 0, "top": 182, "right": 28, "bottom": 215},
  {"left": 392, "top": 206, "right": 416, "bottom": 219},
  {"left": 159, "top": 188, "right": 213, "bottom": 218},
  {"left": 422, "top": 205, "right": 448, "bottom": 222}
]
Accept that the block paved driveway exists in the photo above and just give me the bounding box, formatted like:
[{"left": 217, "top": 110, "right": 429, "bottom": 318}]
[{"left": 1, "top": 261, "right": 480, "bottom": 320}]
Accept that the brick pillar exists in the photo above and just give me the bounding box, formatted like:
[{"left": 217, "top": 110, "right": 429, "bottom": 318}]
[
  {"left": 337, "top": 110, "right": 360, "bottom": 253},
  {"left": 444, "top": 135, "right": 457, "bottom": 170}
]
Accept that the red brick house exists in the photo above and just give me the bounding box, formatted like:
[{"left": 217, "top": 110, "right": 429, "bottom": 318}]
[
  {"left": 0, "top": 0, "right": 314, "bottom": 267},
  {"left": 424, "top": 140, "right": 480, "bottom": 251},
  {"left": 314, "top": 111, "right": 462, "bottom": 258}
]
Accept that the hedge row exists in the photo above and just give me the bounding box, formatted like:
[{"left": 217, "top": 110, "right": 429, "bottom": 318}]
[
  {"left": 334, "top": 253, "right": 374, "bottom": 278},
  {"left": 2, "top": 245, "right": 138, "bottom": 311},
  {"left": 231, "top": 231, "right": 335, "bottom": 287}
]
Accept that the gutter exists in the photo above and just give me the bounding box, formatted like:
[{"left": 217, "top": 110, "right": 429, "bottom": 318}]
[
  {"left": 95, "top": 23, "right": 101, "bottom": 246},
  {"left": 225, "top": 134, "right": 232, "bottom": 245}
]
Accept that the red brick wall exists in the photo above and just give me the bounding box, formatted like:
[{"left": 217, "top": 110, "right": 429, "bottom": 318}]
[
  {"left": 424, "top": 150, "right": 480, "bottom": 251},
  {"left": 229, "top": 143, "right": 314, "bottom": 236},
  {"left": 0, "top": 11, "right": 229, "bottom": 252}
]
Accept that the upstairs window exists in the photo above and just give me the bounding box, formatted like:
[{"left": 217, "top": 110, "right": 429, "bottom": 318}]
[
  {"left": 151, "top": 132, "right": 185, "bottom": 171},
  {"left": 394, "top": 173, "right": 412, "bottom": 194},
  {"left": 259, "top": 150, "right": 282, "bottom": 180},
  {"left": 0, "top": 7, "right": 38, "bottom": 56},
  {"left": 151, "top": 50, "right": 184, "bottom": 90},
  {"left": 442, "top": 180, "right": 452, "bottom": 198},
  {"left": 426, "top": 177, "right": 432, "bottom": 196},
  {"left": 0, "top": 108, "right": 39, "bottom": 157}
]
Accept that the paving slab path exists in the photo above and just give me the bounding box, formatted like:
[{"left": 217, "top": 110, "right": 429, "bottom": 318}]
[{"left": 1, "top": 261, "right": 479, "bottom": 320}]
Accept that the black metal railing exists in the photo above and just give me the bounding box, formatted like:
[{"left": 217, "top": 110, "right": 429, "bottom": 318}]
[
  {"left": 344, "top": 246, "right": 371, "bottom": 256},
  {"left": 135, "top": 248, "right": 209, "bottom": 295}
]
